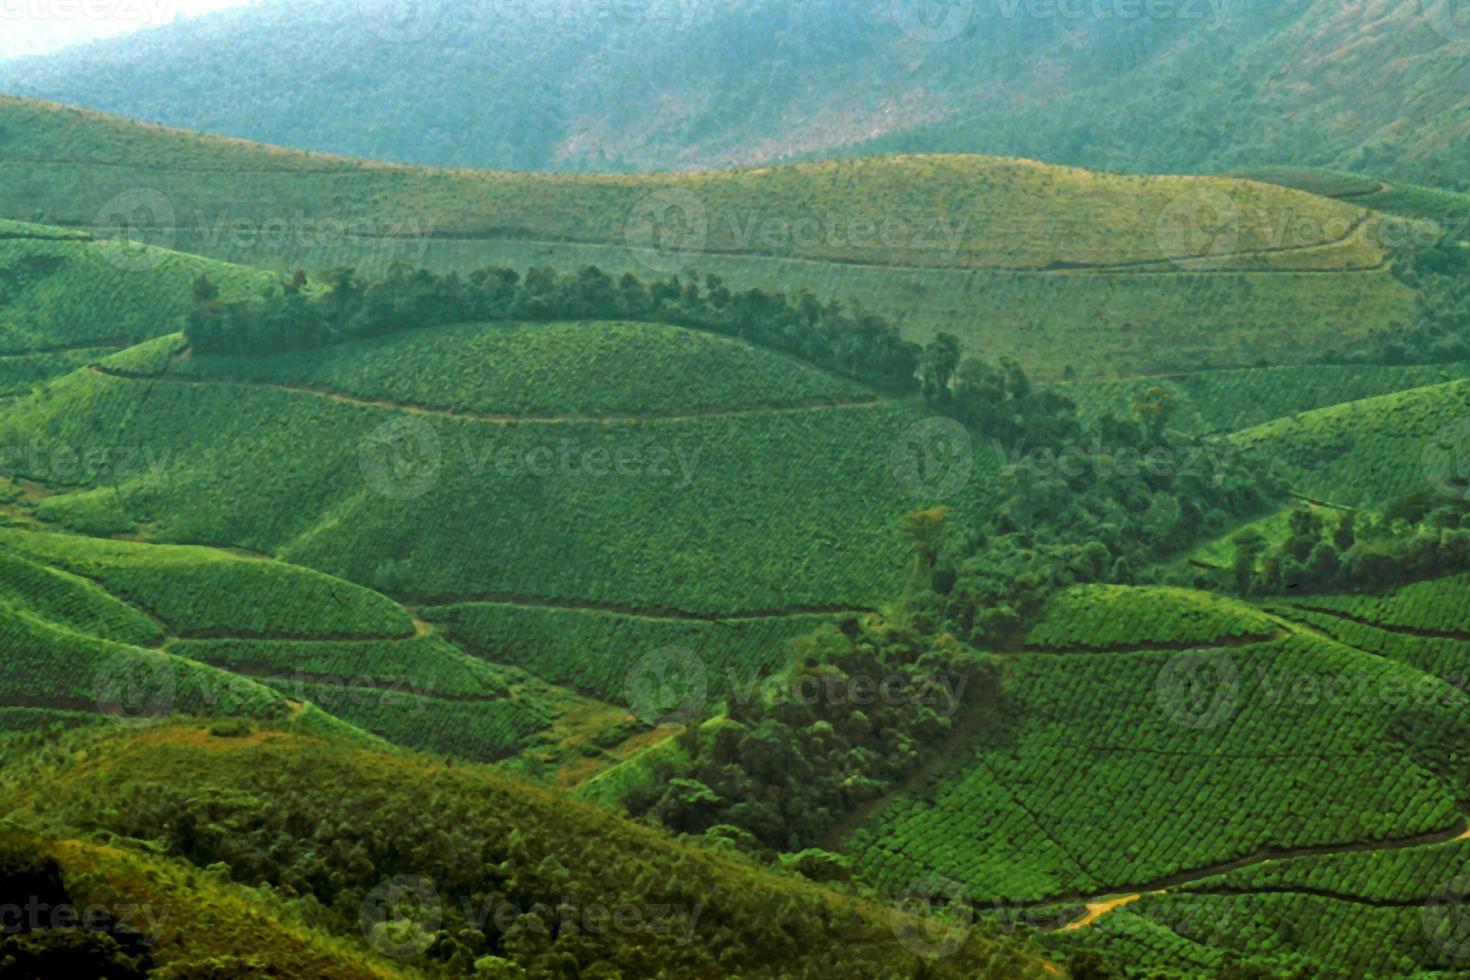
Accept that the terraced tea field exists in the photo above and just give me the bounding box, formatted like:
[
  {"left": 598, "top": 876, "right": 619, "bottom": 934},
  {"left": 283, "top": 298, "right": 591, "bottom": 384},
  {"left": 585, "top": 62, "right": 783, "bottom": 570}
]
[
  {"left": 0, "top": 218, "right": 270, "bottom": 393},
  {"left": 1232, "top": 378, "right": 1470, "bottom": 508},
  {"left": 0, "top": 525, "right": 623, "bottom": 764},
  {"left": 843, "top": 587, "right": 1470, "bottom": 924},
  {"left": 1061, "top": 361, "right": 1470, "bottom": 435},
  {"left": 0, "top": 96, "right": 1423, "bottom": 381}
]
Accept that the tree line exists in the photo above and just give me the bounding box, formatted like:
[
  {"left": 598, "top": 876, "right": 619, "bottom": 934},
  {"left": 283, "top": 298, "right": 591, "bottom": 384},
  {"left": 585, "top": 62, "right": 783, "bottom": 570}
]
[{"left": 185, "top": 264, "right": 923, "bottom": 393}]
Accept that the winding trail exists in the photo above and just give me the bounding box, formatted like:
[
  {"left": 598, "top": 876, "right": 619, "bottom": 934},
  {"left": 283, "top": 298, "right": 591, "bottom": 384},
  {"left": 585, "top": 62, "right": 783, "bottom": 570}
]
[
  {"left": 417, "top": 593, "right": 872, "bottom": 624},
  {"left": 1284, "top": 602, "right": 1470, "bottom": 644},
  {"left": 1035, "top": 818, "right": 1470, "bottom": 932},
  {"left": 88, "top": 364, "right": 893, "bottom": 424}
]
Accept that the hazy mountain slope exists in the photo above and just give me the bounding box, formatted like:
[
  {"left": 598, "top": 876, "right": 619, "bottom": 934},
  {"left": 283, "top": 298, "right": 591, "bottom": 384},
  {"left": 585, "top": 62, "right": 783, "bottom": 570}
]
[{"left": 1, "top": 0, "right": 1467, "bottom": 185}]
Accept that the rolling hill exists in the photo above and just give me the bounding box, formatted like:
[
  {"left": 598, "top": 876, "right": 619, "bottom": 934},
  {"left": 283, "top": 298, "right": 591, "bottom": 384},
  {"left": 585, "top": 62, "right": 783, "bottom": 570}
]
[
  {"left": 841, "top": 582, "right": 1470, "bottom": 976},
  {"left": 0, "top": 217, "right": 270, "bottom": 396},
  {"left": 2, "top": 0, "right": 1468, "bottom": 189},
  {"left": 4, "top": 28, "right": 1470, "bottom": 976},
  {"left": 0, "top": 720, "right": 1056, "bottom": 978},
  {"left": 0, "top": 96, "right": 1421, "bottom": 381}
]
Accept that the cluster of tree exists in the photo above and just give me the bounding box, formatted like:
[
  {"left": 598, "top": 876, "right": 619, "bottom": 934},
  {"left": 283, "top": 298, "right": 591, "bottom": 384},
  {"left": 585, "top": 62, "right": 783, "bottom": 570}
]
[
  {"left": 622, "top": 615, "right": 1001, "bottom": 855},
  {"left": 0, "top": 828, "right": 151, "bottom": 978},
  {"left": 620, "top": 371, "right": 1278, "bottom": 867},
  {"left": 917, "top": 332, "right": 1079, "bottom": 445},
  {"left": 27, "top": 729, "right": 1033, "bottom": 979},
  {"left": 1226, "top": 496, "right": 1470, "bottom": 597},
  {"left": 912, "top": 380, "right": 1276, "bottom": 647},
  {"left": 185, "top": 264, "right": 922, "bottom": 392}
]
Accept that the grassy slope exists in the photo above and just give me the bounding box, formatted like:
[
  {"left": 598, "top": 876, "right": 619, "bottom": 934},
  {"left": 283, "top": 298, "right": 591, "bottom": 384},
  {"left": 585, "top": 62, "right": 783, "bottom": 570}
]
[
  {"left": 0, "top": 526, "right": 583, "bottom": 763},
  {"left": 1, "top": 721, "right": 1056, "bottom": 979},
  {"left": 150, "top": 320, "right": 874, "bottom": 417},
  {"left": 846, "top": 587, "right": 1468, "bottom": 917},
  {"left": 1040, "top": 576, "right": 1470, "bottom": 976},
  {"left": 0, "top": 96, "right": 1418, "bottom": 380},
  {"left": 1231, "top": 377, "right": 1470, "bottom": 508},
  {"left": 1058, "top": 361, "right": 1470, "bottom": 436},
  {"left": 0, "top": 325, "right": 963, "bottom": 616},
  {"left": 0, "top": 218, "right": 269, "bottom": 386}
]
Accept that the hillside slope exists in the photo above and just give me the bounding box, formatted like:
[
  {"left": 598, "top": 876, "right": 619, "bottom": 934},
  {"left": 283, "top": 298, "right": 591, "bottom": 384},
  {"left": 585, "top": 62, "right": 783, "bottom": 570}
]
[
  {"left": 0, "top": 97, "right": 1418, "bottom": 380},
  {"left": 1, "top": 0, "right": 1467, "bottom": 187},
  {"left": 0, "top": 721, "right": 1055, "bottom": 978}
]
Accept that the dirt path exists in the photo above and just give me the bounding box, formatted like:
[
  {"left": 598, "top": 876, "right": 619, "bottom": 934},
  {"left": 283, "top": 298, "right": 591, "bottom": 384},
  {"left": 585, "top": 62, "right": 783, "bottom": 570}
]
[
  {"left": 89, "top": 364, "right": 892, "bottom": 425},
  {"left": 415, "top": 593, "right": 871, "bottom": 624},
  {"left": 1283, "top": 601, "right": 1470, "bottom": 644},
  {"left": 1039, "top": 817, "right": 1470, "bottom": 931},
  {"left": 1058, "top": 894, "right": 1144, "bottom": 932}
]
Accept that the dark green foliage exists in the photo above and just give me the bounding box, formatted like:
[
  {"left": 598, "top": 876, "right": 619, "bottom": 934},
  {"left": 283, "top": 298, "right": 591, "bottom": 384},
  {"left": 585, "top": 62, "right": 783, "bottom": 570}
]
[
  {"left": 0, "top": 829, "right": 151, "bottom": 979},
  {"left": 4, "top": 725, "right": 1050, "bottom": 980},
  {"left": 623, "top": 616, "right": 1000, "bottom": 853},
  {"left": 186, "top": 264, "right": 922, "bottom": 393},
  {"left": 1225, "top": 500, "right": 1470, "bottom": 598},
  {"left": 915, "top": 362, "right": 1276, "bottom": 648}
]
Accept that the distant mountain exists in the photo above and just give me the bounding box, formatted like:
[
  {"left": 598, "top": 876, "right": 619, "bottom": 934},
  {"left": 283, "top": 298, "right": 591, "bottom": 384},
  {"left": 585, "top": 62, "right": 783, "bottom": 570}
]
[{"left": 1, "top": 0, "right": 1467, "bottom": 184}]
